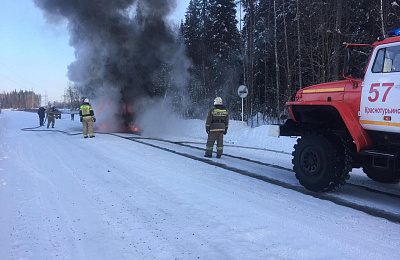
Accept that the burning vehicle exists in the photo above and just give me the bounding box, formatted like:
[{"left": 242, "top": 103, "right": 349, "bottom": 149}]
[
  {"left": 34, "top": 0, "right": 189, "bottom": 137},
  {"left": 95, "top": 99, "right": 141, "bottom": 135}
]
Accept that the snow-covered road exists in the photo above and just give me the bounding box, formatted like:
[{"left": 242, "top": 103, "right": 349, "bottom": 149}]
[{"left": 1, "top": 110, "right": 399, "bottom": 259}]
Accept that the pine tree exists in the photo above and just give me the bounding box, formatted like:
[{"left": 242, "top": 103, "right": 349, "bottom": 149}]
[
  {"left": 208, "top": 0, "right": 241, "bottom": 101},
  {"left": 183, "top": 0, "right": 212, "bottom": 115},
  {"left": 183, "top": 0, "right": 241, "bottom": 116},
  {"left": 241, "top": 0, "right": 256, "bottom": 124},
  {"left": 183, "top": 0, "right": 203, "bottom": 66}
]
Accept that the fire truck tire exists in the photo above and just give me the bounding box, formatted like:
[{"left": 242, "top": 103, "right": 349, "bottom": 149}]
[
  {"left": 362, "top": 164, "right": 400, "bottom": 183},
  {"left": 293, "top": 132, "right": 350, "bottom": 192}
]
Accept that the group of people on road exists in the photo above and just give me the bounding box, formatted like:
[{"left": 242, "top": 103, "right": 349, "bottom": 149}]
[
  {"left": 37, "top": 106, "right": 56, "bottom": 128},
  {"left": 36, "top": 96, "right": 229, "bottom": 156},
  {"left": 37, "top": 98, "right": 96, "bottom": 138}
]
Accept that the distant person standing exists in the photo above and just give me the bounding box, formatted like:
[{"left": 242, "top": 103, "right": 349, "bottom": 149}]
[
  {"left": 204, "top": 97, "right": 229, "bottom": 158},
  {"left": 37, "top": 107, "right": 46, "bottom": 126},
  {"left": 79, "top": 98, "right": 96, "bottom": 138},
  {"left": 47, "top": 106, "right": 56, "bottom": 128}
]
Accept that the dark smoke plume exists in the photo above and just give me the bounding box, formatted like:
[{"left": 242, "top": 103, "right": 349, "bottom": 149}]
[{"left": 34, "top": 0, "right": 190, "bottom": 132}]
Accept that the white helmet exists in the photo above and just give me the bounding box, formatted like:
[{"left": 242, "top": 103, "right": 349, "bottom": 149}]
[
  {"left": 214, "top": 97, "right": 223, "bottom": 105},
  {"left": 84, "top": 98, "right": 89, "bottom": 103}
]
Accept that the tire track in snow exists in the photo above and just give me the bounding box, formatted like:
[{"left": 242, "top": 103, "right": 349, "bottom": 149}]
[
  {"left": 124, "top": 136, "right": 400, "bottom": 200},
  {"left": 116, "top": 135, "right": 400, "bottom": 224},
  {"left": 20, "top": 128, "right": 400, "bottom": 223}
]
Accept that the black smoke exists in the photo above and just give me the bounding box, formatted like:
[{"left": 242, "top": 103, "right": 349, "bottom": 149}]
[{"left": 33, "top": 0, "right": 189, "bottom": 131}]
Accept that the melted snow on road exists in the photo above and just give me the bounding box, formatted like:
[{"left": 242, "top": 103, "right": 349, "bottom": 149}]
[{"left": 0, "top": 110, "right": 399, "bottom": 259}]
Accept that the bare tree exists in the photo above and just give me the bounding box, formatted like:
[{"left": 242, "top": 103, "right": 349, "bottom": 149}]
[
  {"left": 273, "top": 0, "right": 280, "bottom": 123},
  {"left": 379, "top": 0, "right": 385, "bottom": 37},
  {"left": 296, "top": 0, "right": 302, "bottom": 92},
  {"left": 66, "top": 82, "right": 81, "bottom": 110},
  {"left": 332, "top": 0, "right": 343, "bottom": 81},
  {"left": 282, "top": 0, "right": 292, "bottom": 104}
]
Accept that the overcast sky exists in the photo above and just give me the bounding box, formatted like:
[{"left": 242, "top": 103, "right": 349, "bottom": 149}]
[{"left": 0, "top": 0, "right": 190, "bottom": 103}]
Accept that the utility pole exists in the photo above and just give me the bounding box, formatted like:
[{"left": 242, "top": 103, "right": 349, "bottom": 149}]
[
  {"left": 31, "top": 88, "right": 34, "bottom": 108},
  {"left": 63, "top": 89, "right": 66, "bottom": 109},
  {"left": 44, "top": 90, "right": 48, "bottom": 107}
]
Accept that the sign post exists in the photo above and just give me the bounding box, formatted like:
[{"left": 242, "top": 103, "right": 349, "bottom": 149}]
[{"left": 237, "top": 85, "right": 248, "bottom": 122}]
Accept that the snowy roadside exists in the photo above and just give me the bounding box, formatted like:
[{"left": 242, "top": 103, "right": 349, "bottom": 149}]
[
  {"left": 1, "top": 110, "right": 399, "bottom": 260},
  {"left": 135, "top": 112, "right": 297, "bottom": 154}
]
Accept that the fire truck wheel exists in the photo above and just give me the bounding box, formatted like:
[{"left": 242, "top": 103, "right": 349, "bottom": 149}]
[
  {"left": 362, "top": 164, "right": 400, "bottom": 183},
  {"left": 293, "top": 132, "right": 350, "bottom": 192}
]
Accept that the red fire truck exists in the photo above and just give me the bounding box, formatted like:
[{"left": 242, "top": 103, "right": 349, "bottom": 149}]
[{"left": 271, "top": 28, "right": 400, "bottom": 192}]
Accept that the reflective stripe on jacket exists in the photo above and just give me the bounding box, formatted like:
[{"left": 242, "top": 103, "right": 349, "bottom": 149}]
[
  {"left": 47, "top": 108, "right": 55, "bottom": 118},
  {"left": 79, "top": 104, "right": 95, "bottom": 119},
  {"left": 206, "top": 105, "right": 229, "bottom": 132}
]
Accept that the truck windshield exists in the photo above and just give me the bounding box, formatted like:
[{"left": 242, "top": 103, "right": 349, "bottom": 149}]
[{"left": 343, "top": 44, "right": 373, "bottom": 79}]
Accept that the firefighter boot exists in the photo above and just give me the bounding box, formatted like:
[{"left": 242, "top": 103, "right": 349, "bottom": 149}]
[
  {"left": 204, "top": 147, "right": 213, "bottom": 158},
  {"left": 216, "top": 147, "right": 223, "bottom": 158}
]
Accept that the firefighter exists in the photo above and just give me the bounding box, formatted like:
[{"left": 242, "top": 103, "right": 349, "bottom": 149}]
[
  {"left": 80, "top": 98, "right": 96, "bottom": 138},
  {"left": 205, "top": 97, "right": 229, "bottom": 158},
  {"left": 47, "top": 106, "right": 56, "bottom": 128},
  {"left": 37, "top": 107, "right": 46, "bottom": 126}
]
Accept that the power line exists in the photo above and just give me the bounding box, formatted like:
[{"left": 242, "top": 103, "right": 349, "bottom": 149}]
[
  {"left": 0, "top": 62, "right": 42, "bottom": 90},
  {"left": 0, "top": 72, "right": 33, "bottom": 90}
]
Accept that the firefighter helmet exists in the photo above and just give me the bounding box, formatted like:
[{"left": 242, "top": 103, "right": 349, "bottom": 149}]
[
  {"left": 84, "top": 98, "right": 89, "bottom": 103},
  {"left": 214, "top": 97, "right": 223, "bottom": 105}
]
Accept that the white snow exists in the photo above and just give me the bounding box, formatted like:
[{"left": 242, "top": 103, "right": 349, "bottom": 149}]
[{"left": 0, "top": 110, "right": 399, "bottom": 259}]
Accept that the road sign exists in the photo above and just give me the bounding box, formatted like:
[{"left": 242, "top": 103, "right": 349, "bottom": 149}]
[
  {"left": 238, "top": 85, "right": 248, "bottom": 122},
  {"left": 238, "top": 85, "right": 248, "bottom": 98}
]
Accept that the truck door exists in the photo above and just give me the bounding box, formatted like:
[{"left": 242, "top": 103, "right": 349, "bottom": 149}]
[{"left": 360, "top": 42, "right": 400, "bottom": 133}]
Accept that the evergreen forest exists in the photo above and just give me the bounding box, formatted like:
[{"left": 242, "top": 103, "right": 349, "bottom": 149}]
[{"left": 180, "top": 0, "right": 400, "bottom": 125}]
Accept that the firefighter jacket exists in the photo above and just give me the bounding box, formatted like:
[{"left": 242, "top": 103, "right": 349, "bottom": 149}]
[
  {"left": 206, "top": 105, "right": 229, "bottom": 133},
  {"left": 47, "top": 108, "right": 56, "bottom": 118},
  {"left": 79, "top": 103, "right": 96, "bottom": 120}
]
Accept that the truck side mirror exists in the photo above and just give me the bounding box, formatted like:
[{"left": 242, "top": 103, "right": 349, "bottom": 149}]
[{"left": 343, "top": 48, "right": 351, "bottom": 78}]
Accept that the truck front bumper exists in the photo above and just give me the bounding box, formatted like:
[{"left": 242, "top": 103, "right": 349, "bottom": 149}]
[{"left": 269, "top": 119, "right": 301, "bottom": 137}]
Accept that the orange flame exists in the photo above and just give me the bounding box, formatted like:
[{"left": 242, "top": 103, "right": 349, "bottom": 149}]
[{"left": 94, "top": 99, "right": 141, "bottom": 134}]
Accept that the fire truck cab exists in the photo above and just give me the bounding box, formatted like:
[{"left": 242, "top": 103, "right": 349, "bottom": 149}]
[
  {"left": 360, "top": 37, "right": 400, "bottom": 134},
  {"left": 271, "top": 28, "right": 400, "bottom": 192}
]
